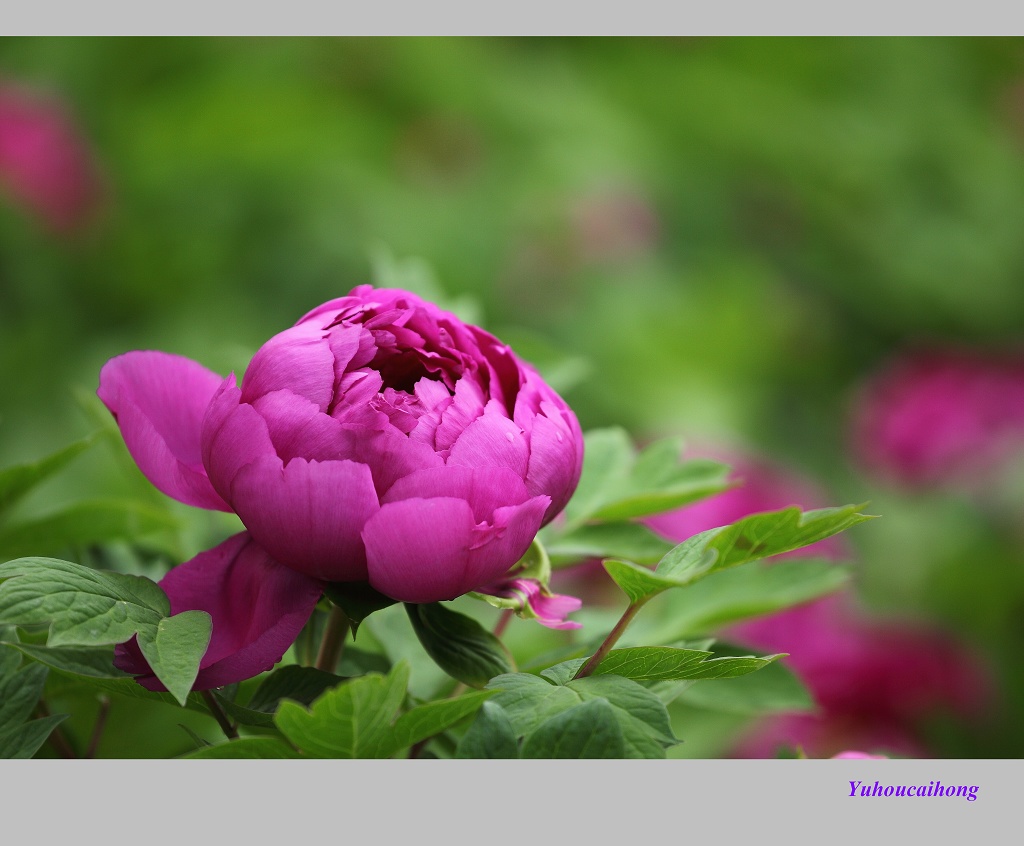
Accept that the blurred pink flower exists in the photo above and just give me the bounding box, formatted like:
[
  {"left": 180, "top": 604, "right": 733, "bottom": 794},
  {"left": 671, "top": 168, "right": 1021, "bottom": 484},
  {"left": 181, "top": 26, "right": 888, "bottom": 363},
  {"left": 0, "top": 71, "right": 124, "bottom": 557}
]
[
  {"left": 831, "top": 751, "right": 888, "bottom": 760},
  {"left": 639, "top": 444, "right": 993, "bottom": 758},
  {"left": 0, "top": 82, "right": 103, "bottom": 233},
  {"left": 848, "top": 346, "right": 1024, "bottom": 491},
  {"left": 728, "top": 594, "right": 992, "bottom": 759},
  {"left": 644, "top": 447, "right": 847, "bottom": 561}
]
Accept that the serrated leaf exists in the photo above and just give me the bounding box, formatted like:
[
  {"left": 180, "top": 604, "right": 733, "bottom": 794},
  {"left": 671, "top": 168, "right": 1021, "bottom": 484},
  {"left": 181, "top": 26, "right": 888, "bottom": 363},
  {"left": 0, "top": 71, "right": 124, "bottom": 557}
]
[
  {"left": 541, "top": 646, "right": 783, "bottom": 684},
  {"left": 676, "top": 655, "right": 816, "bottom": 715},
  {"left": 0, "top": 434, "right": 99, "bottom": 517},
  {"left": 274, "top": 661, "right": 410, "bottom": 758},
  {"left": 455, "top": 701, "right": 520, "bottom": 759},
  {"left": 180, "top": 737, "right": 303, "bottom": 759},
  {"left": 520, "top": 699, "right": 626, "bottom": 759},
  {"left": 544, "top": 522, "right": 674, "bottom": 568},
  {"left": 0, "top": 714, "right": 69, "bottom": 759},
  {"left": 405, "top": 602, "right": 513, "bottom": 688},
  {"left": 0, "top": 500, "right": 181, "bottom": 559},
  {"left": 321, "top": 581, "right": 397, "bottom": 637},
  {"left": 656, "top": 505, "right": 875, "bottom": 584},
  {"left": 137, "top": 610, "right": 212, "bottom": 706}
]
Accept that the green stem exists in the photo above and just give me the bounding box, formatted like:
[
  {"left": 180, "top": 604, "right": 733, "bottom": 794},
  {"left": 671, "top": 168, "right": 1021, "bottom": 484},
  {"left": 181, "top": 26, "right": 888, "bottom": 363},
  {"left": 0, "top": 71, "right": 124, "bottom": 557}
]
[
  {"left": 315, "top": 604, "right": 350, "bottom": 672},
  {"left": 571, "top": 599, "right": 648, "bottom": 680},
  {"left": 201, "top": 689, "right": 238, "bottom": 740}
]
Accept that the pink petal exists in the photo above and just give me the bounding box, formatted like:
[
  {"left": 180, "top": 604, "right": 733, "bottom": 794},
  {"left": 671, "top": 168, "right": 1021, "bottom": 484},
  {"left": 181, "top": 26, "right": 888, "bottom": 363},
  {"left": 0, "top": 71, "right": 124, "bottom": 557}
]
[
  {"left": 524, "top": 408, "right": 581, "bottom": 523},
  {"left": 448, "top": 399, "right": 530, "bottom": 478},
  {"left": 251, "top": 389, "right": 349, "bottom": 463},
  {"left": 240, "top": 322, "right": 336, "bottom": 411},
  {"left": 229, "top": 455, "right": 379, "bottom": 581},
  {"left": 98, "top": 351, "right": 230, "bottom": 511},
  {"left": 200, "top": 381, "right": 276, "bottom": 504},
  {"left": 114, "top": 532, "right": 323, "bottom": 691},
  {"left": 382, "top": 465, "right": 532, "bottom": 522},
  {"left": 364, "top": 494, "right": 549, "bottom": 602}
]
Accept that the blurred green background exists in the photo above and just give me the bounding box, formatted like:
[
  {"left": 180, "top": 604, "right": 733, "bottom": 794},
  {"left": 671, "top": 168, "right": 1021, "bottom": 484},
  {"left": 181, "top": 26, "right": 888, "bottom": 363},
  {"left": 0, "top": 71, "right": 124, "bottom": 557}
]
[{"left": 3, "top": 36, "right": 1024, "bottom": 758}]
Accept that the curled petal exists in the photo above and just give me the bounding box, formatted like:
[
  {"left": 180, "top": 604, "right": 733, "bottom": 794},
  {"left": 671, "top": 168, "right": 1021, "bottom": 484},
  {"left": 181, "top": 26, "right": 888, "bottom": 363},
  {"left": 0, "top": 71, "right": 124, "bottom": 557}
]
[
  {"left": 382, "top": 465, "right": 532, "bottom": 523},
  {"left": 230, "top": 455, "right": 379, "bottom": 581},
  {"left": 476, "top": 577, "right": 583, "bottom": 630},
  {"left": 524, "top": 407, "right": 581, "bottom": 523},
  {"left": 98, "top": 351, "right": 230, "bottom": 511},
  {"left": 114, "top": 532, "right": 323, "bottom": 691},
  {"left": 241, "top": 322, "right": 336, "bottom": 411},
  {"left": 363, "top": 494, "right": 549, "bottom": 603},
  {"left": 448, "top": 399, "right": 530, "bottom": 478},
  {"left": 200, "top": 381, "right": 276, "bottom": 504}
]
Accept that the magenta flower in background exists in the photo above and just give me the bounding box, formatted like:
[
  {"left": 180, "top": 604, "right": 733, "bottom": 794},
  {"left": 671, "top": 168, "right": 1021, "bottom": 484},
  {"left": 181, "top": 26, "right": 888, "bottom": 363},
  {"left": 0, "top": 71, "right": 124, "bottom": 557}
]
[
  {"left": 640, "top": 445, "right": 991, "bottom": 758},
  {"left": 0, "top": 82, "right": 103, "bottom": 233},
  {"left": 644, "top": 447, "right": 848, "bottom": 562},
  {"left": 831, "top": 751, "right": 888, "bottom": 760},
  {"left": 99, "top": 286, "right": 583, "bottom": 689},
  {"left": 849, "top": 346, "right": 1024, "bottom": 491},
  {"left": 728, "top": 595, "right": 992, "bottom": 759}
]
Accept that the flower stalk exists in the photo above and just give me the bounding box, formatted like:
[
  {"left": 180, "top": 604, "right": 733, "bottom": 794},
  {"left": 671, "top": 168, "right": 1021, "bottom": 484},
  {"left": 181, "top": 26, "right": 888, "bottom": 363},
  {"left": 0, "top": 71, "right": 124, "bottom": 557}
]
[{"left": 315, "top": 604, "right": 350, "bottom": 672}]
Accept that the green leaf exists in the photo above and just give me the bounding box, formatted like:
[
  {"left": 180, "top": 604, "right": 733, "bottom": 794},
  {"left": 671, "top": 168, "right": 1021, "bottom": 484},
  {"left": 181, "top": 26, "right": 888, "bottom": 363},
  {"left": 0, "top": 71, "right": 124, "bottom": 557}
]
[
  {"left": 485, "top": 672, "right": 679, "bottom": 758},
  {"left": 0, "top": 557, "right": 210, "bottom": 705},
  {"left": 641, "top": 559, "right": 852, "bottom": 642},
  {"left": 321, "top": 581, "right": 397, "bottom": 637},
  {"left": 383, "top": 690, "right": 494, "bottom": 757},
  {"left": 455, "top": 701, "right": 520, "bottom": 759},
  {"left": 0, "top": 557, "right": 170, "bottom": 645},
  {"left": 274, "top": 662, "right": 410, "bottom": 758},
  {"left": 656, "top": 505, "right": 876, "bottom": 584},
  {"left": 544, "top": 522, "right": 674, "bottom": 568},
  {"left": 0, "top": 662, "right": 49, "bottom": 727},
  {"left": 0, "top": 500, "right": 181, "bottom": 559},
  {"left": 560, "top": 428, "right": 635, "bottom": 529},
  {"left": 404, "top": 602, "right": 513, "bottom": 688},
  {"left": 676, "top": 656, "right": 815, "bottom": 715},
  {"left": 136, "top": 610, "right": 212, "bottom": 707},
  {"left": 0, "top": 714, "right": 69, "bottom": 759},
  {"left": 0, "top": 434, "right": 99, "bottom": 517},
  {"left": 541, "top": 646, "right": 784, "bottom": 683},
  {"left": 520, "top": 699, "right": 626, "bottom": 759},
  {"left": 602, "top": 557, "right": 690, "bottom": 604},
  {"left": 0, "top": 641, "right": 132, "bottom": 679},
  {"left": 559, "top": 428, "right": 731, "bottom": 530},
  {"left": 180, "top": 737, "right": 304, "bottom": 759},
  {"left": 247, "top": 664, "right": 349, "bottom": 713}
]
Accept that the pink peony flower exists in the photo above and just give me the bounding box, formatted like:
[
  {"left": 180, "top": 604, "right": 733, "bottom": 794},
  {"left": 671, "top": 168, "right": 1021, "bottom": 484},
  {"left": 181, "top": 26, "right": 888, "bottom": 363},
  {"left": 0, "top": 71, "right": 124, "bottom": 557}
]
[
  {"left": 99, "top": 286, "right": 583, "bottom": 689},
  {"left": 848, "top": 346, "right": 1024, "bottom": 490},
  {"left": 0, "top": 82, "right": 103, "bottom": 233}
]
